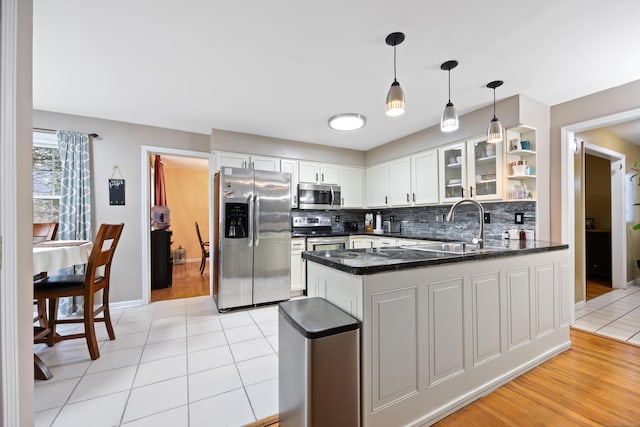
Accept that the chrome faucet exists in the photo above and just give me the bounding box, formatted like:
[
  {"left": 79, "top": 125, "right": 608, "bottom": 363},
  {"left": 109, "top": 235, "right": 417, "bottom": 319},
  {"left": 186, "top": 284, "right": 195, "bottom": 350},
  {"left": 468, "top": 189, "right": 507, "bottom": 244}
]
[{"left": 446, "top": 198, "right": 485, "bottom": 249}]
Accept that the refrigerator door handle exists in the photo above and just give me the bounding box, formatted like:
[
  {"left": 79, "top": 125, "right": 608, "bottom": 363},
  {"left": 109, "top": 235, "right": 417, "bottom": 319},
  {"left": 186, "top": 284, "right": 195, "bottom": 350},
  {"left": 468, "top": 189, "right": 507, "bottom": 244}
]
[
  {"left": 254, "top": 194, "right": 260, "bottom": 247},
  {"left": 248, "top": 194, "right": 254, "bottom": 247}
]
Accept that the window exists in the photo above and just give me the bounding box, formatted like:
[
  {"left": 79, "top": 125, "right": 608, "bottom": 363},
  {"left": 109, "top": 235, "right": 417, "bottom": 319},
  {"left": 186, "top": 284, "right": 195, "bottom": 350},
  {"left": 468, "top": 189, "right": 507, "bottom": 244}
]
[{"left": 32, "top": 132, "right": 61, "bottom": 223}]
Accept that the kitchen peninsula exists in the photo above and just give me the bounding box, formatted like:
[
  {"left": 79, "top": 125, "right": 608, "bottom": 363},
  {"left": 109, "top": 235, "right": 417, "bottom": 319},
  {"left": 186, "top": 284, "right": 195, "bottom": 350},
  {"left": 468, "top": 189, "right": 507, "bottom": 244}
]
[{"left": 304, "top": 241, "right": 570, "bottom": 426}]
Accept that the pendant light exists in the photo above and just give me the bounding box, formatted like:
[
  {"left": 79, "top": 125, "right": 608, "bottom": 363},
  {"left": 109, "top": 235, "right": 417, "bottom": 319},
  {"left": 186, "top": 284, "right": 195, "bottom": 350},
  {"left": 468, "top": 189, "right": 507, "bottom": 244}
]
[
  {"left": 385, "top": 32, "right": 405, "bottom": 117},
  {"left": 440, "top": 60, "right": 459, "bottom": 132},
  {"left": 486, "top": 80, "right": 504, "bottom": 144}
]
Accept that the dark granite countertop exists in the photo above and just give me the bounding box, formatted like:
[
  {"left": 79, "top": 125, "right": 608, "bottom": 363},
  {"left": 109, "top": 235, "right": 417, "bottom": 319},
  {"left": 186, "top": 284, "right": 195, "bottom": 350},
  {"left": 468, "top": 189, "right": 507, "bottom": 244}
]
[
  {"left": 302, "top": 240, "right": 569, "bottom": 275},
  {"left": 292, "top": 231, "right": 453, "bottom": 240}
]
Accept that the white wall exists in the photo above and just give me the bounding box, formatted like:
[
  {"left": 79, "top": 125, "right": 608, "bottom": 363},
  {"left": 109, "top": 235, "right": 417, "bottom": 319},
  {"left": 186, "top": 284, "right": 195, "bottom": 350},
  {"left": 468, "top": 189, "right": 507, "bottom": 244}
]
[
  {"left": 211, "top": 128, "right": 365, "bottom": 166},
  {"left": 550, "top": 80, "right": 640, "bottom": 242},
  {"left": 33, "top": 111, "right": 210, "bottom": 303}
]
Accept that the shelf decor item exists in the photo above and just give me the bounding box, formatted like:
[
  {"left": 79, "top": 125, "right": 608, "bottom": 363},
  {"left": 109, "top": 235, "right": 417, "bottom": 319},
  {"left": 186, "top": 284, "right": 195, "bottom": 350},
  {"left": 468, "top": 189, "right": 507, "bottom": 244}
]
[
  {"left": 385, "top": 32, "right": 406, "bottom": 117},
  {"left": 440, "top": 60, "right": 459, "bottom": 132},
  {"left": 486, "top": 80, "right": 504, "bottom": 144}
]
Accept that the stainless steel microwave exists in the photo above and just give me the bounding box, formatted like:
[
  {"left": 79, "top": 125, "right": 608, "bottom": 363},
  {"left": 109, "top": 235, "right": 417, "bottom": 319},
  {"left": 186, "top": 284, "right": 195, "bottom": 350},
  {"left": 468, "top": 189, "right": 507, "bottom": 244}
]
[{"left": 298, "top": 183, "right": 341, "bottom": 210}]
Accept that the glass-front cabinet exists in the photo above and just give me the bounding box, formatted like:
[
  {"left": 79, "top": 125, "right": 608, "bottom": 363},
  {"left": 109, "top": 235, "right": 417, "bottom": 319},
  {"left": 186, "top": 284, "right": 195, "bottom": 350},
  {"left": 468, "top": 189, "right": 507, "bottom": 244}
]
[
  {"left": 468, "top": 136, "right": 502, "bottom": 200},
  {"left": 439, "top": 142, "right": 467, "bottom": 201},
  {"left": 439, "top": 136, "right": 502, "bottom": 202},
  {"left": 505, "top": 125, "right": 537, "bottom": 200}
]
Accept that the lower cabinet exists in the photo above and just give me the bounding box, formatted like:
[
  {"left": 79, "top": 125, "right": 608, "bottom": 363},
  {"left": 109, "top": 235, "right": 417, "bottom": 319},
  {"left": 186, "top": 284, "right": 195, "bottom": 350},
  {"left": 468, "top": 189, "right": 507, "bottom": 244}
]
[{"left": 290, "top": 238, "right": 306, "bottom": 294}]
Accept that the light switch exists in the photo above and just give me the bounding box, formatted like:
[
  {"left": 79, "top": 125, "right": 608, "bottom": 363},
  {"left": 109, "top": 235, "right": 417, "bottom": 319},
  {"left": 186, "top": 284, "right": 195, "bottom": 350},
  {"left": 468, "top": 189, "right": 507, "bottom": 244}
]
[{"left": 514, "top": 212, "right": 524, "bottom": 224}]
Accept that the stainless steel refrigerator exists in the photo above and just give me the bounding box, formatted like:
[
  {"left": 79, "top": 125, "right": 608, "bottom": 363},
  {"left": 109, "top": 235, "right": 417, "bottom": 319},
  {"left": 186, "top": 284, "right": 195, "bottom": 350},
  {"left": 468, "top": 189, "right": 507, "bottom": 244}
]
[{"left": 215, "top": 167, "right": 291, "bottom": 310}]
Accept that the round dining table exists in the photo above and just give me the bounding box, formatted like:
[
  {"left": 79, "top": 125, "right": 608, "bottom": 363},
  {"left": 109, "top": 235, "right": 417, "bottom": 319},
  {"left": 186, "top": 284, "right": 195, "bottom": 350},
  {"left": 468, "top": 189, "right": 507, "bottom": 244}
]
[{"left": 33, "top": 239, "right": 93, "bottom": 380}]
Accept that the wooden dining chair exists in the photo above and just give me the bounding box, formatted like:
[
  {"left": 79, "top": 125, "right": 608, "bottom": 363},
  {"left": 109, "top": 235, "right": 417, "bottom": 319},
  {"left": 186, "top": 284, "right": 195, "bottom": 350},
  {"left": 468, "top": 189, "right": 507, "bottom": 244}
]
[
  {"left": 33, "top": 222, "right": 59, "bottom": 242},
  {"left": 33, "top": 222, "right": 59, "bottom": 327},
  {"left": 195, "top": 221, "right": 210, "bottom": 274},
  {"left": 34, "top": 223, "right": 124, "bottom": 360}
]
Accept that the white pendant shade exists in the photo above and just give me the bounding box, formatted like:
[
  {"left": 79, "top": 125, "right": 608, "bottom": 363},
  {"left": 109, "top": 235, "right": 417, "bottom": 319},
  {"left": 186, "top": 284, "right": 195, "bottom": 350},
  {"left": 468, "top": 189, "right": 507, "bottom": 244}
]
[
  {"left": 441, "top": 101, "right": 459, "bottom": 132},
  {"left": 487, "top": 116, "right": 503, "bottom": 143},
  {"left": 386, "top": 81, "right": 405, "bottom": 117}
]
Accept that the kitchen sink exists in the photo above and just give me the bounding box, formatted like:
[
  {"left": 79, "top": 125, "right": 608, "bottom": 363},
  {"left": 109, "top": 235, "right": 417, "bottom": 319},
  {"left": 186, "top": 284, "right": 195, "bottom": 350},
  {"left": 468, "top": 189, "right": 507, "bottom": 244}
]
[{"left": 399, "top": 242, "right": 502, "bottom": 254}]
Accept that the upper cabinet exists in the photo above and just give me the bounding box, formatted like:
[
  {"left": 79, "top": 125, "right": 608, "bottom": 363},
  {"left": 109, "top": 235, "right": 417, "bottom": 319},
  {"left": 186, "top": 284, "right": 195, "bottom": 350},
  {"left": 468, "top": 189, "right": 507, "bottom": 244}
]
[
  {"left": 411, "top": 149, "right": 439, "bottom": 205},
  {"left": 339, "top": 166, "right": 364, "bottom": 208},
  {"left": 366, "top": 150, "right": 439, "bottom": 208},
  {"left": 505, "top": 125, "right": 536, "bottom": 200},
  {"left": 215, "top": 151, "right": 280, "bottom": 172},
  {"left": 299, "top": 161, "right": 339, "bottom": 184},
  {"left": 280, "top": 159, "right": 300, "bottom": 208},
  {"left": 439, "top": 136, "right": 502, "bottom": 202}
]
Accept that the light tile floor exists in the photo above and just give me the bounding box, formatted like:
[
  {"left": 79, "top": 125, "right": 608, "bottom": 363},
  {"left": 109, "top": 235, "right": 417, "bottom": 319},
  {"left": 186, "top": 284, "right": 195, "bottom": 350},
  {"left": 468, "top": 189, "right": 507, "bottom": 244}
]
[
  {"left": 573, "top": 283, "right": 640, "bottom": 345},
  {"left": 34, "top": 296, "right": 280, "bottom": 427}
]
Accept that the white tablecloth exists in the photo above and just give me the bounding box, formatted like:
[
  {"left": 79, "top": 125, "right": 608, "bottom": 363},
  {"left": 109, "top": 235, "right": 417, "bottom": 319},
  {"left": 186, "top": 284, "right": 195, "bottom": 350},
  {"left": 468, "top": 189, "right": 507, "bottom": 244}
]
[{"left": 33, "top": 240, "right": 93, "bottom": 274}]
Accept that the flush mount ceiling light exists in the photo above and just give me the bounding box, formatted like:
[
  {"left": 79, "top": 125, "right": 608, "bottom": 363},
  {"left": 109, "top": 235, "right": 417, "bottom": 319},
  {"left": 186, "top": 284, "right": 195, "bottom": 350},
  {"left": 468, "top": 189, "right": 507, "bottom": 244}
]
[
  {"left": 440, "top": 60, "right": 459, "bottom": 133},
  {"left": 486, "top": 80, "right": 504, "bottom": 144},
  {"left": 385, "top": 32, "right": 406, "bottom": 117},
  {"left": 328, "top": 113, "right": 366, "bottom": 131}
]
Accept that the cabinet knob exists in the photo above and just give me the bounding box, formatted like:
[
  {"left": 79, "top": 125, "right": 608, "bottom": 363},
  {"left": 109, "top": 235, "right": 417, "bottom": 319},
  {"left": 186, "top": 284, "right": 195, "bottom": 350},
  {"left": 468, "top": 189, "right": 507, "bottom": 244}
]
[
  {"left": 385, "top": 196, "right": 388, "bottom": 205},
  {"left": 470, "top": 186, "right": 474, "bottom": 198},
  {"left": 315, "top": 173, "right": 318, "bottom": 182},
  {"left": 406, "top": 193, "right": 410, "bottom": 202},
  {"left": 322, "top": 173, "right": 324, "bottom": 182},
  {"left": 413, "top": 193, "right": 416, "bottom": 202}
]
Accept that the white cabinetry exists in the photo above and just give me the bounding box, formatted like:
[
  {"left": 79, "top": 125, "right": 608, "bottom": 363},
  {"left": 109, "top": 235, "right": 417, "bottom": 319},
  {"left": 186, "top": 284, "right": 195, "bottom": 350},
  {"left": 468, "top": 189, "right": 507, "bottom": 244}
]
[
  {"left": 339, "top": 166, "right": 364, "bottom": 208},
  {"left": 388, "top": 157, "right": 412, "bottom": 207},
  {"left": 439, "top": 136, "right": 502, "bottom": 202},
  {"left": 280, "top": 159, "right": 299, "bottom": 208},
  {"left": 299, "top": 161, "right": 339, "bottom": 184},
  {"left": 350, "top": 236, "right": 374, "bottom": 249},
  {"left": 215, "top": 151, "right": 280, "bottom": 172},
  {"left": 505, "top": 125, "right": 537, "bottom": 200},
  {"left": 411, "top": 149, "right": 439, "bottom": 205},
  {"left": 290, "top": 238, "right": 306, "bottom": 294},
  {"left": 366, "top": 163, "right": 389, "bottom": 208}
]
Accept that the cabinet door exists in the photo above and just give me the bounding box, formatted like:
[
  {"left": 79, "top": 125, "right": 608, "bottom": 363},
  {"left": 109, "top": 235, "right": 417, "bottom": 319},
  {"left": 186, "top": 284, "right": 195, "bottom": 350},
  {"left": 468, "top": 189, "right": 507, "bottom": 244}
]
[
  {"left": 340, "top": 166, "right": 363, "bottom": 208},
  {"left": 290, "top": 252, "right": 306, "bottom": 292},
  {"left": 411, "top": 150, "right": 439, "bottom": 205},
  {"left": 366, "top": 163, "right": 389, "bottom": 208},
  {"left": 320, "top": 164, "right": 340, "bottom": 184},
  {"left": 388, "top": 157, "right": 412, "bottom": 206},
  {"left": 439, "top": 142, "right": 467, "bottom": 202},
  {"left": 351, "top": 238, "right": 373, "bottom": 249},
  {"left": 251, "top": 155, "right": 280, "bottom": 172},
  {"left": 216, "top": 151, "right": 249, "bottom": 170},
  {"left": 299, "top": 161, "right": 321, "bottom": 183},
  {"left": 280, "top": 159, "right": 299, "bottom": 208},
  {"left": 467, "top": 136, "right": 502, "bottom": 200}
]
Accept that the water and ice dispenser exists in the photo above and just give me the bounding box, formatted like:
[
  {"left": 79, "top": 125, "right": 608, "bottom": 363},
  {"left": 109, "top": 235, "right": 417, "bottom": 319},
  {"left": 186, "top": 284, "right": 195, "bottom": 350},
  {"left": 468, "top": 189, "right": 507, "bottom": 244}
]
[{"left": 224, "top": 202, "right": 248, "bottom": 238}]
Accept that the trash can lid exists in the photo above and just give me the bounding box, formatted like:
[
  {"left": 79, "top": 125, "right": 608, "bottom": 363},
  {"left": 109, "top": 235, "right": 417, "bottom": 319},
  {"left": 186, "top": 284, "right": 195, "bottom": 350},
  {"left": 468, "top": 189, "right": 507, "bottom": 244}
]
[{"left": 279, "top": 297, "right": 359, "bottom": 339}]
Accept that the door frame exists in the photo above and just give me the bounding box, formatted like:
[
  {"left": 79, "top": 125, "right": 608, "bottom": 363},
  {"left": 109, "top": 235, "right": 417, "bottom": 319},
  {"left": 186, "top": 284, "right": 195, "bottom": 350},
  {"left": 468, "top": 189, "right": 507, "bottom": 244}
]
[
  {"left": 582, "top": 143, "right": 626, "bottom": 292},
  {"left": 140, "top": 145, "right": 213, "bottom": 304},
  {"left": 561, "top": 107, "right": 640, "bottom": 316}
]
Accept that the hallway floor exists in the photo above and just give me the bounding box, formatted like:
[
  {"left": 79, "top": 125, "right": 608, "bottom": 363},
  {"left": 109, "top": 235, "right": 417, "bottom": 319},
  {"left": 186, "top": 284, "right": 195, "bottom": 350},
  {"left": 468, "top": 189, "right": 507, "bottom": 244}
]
[
  {"left": 574, "top": 283, "right": 640, "bottom": 344},
  {"left": 34, "top": 295, "right": 278, "bottom": 427}
]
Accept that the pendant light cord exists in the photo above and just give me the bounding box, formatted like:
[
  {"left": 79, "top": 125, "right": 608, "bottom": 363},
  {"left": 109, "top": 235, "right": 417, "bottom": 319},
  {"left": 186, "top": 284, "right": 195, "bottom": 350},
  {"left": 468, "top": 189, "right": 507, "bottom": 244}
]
[
  {"left": 492, "top": 87, "right": 496, "bottom": 119},
  {"left": 447, "top": 69, "right": 451, "bottom": 103},
  {"left": 393, "top": 45, "right": 398, "bottom": 82}
]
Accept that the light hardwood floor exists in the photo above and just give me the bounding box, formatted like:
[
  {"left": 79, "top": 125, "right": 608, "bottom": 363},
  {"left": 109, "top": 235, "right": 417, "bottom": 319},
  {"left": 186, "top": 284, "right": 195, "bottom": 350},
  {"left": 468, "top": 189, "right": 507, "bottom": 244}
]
[
  {"left": 250, "top": 329, "right": 640, "bottom": 426},
  {"left": 150, "top": 260, "right": 209, "bottom": 302}
]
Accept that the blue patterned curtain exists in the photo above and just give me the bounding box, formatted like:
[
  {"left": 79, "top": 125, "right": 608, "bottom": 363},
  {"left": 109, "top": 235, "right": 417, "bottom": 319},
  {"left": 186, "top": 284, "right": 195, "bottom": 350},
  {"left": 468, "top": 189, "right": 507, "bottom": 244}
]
[{"left": 57, "top": 130, "right": 92, "bottom": 315}]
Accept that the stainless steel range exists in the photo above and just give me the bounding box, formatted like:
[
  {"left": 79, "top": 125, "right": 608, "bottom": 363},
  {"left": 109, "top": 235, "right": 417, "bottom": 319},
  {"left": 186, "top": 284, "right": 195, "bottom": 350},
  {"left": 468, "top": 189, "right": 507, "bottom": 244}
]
[{"left": 292, "top": 215, "right": 349, "bottom": 251}]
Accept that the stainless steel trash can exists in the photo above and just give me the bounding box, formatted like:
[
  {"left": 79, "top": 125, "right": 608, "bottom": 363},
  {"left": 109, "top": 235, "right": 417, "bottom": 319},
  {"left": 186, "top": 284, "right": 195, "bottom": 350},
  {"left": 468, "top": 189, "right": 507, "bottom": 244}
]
[{"left": 279, "top": 297, "right": 360, "bottom": 427}]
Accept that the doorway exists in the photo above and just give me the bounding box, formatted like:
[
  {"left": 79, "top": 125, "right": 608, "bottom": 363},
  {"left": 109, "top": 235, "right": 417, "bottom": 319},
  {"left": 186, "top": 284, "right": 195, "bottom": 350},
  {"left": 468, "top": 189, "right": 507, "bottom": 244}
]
[
  {"left": 582, "top": 147, "right": 621, "bottom": 300},
  {"left": 140, "top": 146, "right": 213, "bottom": 305}
]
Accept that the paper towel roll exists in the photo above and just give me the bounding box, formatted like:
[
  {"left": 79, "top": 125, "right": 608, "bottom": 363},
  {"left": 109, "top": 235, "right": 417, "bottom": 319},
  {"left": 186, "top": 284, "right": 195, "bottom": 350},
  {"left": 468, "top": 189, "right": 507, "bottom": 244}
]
[{"left": 375, "top": 212, "right": 382, "bottom": 231}]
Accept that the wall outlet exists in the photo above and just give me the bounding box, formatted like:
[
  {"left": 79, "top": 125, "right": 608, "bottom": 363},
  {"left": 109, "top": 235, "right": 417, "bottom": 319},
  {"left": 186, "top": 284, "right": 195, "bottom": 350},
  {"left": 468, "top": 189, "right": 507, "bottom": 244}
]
[
  {"left": 334, "top": 215, "right": 340, "bottom": 223},
  {"left": 484, "top": 213, "right": 491, "bottom": 224},
  {"left": 435, "top": 213, "right": 444, "bottom": 223},
  {"left": 514, "top": 212, "right": 524, "bottom": 224}
]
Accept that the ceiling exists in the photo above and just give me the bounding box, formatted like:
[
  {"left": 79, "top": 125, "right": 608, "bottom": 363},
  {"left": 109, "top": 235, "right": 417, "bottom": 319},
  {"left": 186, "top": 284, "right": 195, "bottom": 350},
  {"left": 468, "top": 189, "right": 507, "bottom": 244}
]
[{"left": 33, "top": 1, "right": 640, "bottom": 151}]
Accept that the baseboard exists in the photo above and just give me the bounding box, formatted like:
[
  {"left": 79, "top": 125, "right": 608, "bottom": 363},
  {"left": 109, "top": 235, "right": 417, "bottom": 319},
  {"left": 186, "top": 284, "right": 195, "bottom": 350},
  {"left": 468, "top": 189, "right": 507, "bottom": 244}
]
[
  {"left": 109, "top": 299, "right": 144, "bottom": 310},
  {"left": 626, "top": 278, "right": 640, "bottom": 287},
  {"left": 574, "top": 300, "right": 586, "bottom": 311}
]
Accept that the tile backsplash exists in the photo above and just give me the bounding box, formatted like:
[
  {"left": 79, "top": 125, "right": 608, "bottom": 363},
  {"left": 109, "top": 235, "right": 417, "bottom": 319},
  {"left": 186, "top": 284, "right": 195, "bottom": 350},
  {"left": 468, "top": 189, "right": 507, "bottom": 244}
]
[{"left": 293, "top": 200, "right": 536, "bottom": 242}]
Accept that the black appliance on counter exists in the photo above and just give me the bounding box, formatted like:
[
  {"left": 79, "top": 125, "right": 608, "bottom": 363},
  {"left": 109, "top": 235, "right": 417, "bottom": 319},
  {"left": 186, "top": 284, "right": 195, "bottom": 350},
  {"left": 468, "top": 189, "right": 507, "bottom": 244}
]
[
  {"left": 151, "top": 229, "right": 172, "bottom": 289},
  {"left": 344, "top": 221, "right": 359, "bottom": 232}
]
